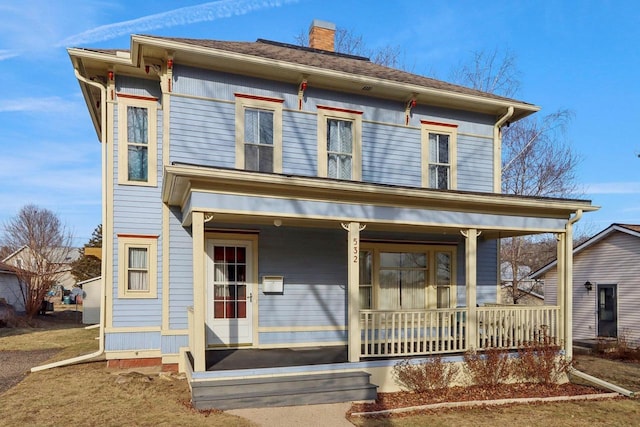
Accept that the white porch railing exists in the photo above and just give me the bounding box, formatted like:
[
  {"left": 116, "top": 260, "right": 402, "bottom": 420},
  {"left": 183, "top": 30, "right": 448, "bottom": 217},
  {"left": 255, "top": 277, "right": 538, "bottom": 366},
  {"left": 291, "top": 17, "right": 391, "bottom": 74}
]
[
  {"left": 476, "top": 305, "right": 560, "bottom": 349},
  {"left": 360, "top": 308, "right": 466, "bottom": 358},
  {"left": 360, "top": 305, "right": 561, "bottom": 358}
]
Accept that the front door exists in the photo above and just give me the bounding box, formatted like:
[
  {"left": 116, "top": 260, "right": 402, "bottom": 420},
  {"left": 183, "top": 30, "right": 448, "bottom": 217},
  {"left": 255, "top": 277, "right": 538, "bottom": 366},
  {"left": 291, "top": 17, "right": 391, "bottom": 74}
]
[
  {"left": 597, "top": 284, "right": 617, "bottom": 338},
  {"left": 206, "top": 239, "right": 253, "bottom": 346}
]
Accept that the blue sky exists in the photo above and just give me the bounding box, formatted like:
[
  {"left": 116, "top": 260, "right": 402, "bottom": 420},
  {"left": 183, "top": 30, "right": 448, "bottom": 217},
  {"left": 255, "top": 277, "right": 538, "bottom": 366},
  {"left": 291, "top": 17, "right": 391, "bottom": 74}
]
[{"left": 1, "top": 0, "right": 638, "bottom": 245}]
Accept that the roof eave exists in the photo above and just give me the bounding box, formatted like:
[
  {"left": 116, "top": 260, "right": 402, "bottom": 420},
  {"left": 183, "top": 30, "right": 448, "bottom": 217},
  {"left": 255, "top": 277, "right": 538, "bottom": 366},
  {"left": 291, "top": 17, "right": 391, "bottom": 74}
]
[{"left": 131, "top": 35, "right": 540, "bottom": 120}]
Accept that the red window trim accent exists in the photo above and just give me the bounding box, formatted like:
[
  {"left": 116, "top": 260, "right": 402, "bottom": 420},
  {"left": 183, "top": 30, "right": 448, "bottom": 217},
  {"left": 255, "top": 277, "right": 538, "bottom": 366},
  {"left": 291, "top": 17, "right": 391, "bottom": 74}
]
[
  {"left": 117, "top": 234, "right": 159, "bottom": 239},
  {"left": 234, "top": 93, "right": 284, "bottom": 103},
  {"left": 116, "top": 93, "right": 159, "bottom": 102},
  {"left": 420, "top": 120, "right": 458, "bottom": 128},
  {"left": 317, "top": 105, "right": 363, "bottom": 115}
]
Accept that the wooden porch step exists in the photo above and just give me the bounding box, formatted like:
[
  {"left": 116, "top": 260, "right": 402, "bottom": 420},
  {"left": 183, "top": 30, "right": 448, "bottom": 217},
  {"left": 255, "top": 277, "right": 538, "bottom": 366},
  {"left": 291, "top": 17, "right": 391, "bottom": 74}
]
[{"left": 191, "top": 371, "right": 377, "bottom": 410}]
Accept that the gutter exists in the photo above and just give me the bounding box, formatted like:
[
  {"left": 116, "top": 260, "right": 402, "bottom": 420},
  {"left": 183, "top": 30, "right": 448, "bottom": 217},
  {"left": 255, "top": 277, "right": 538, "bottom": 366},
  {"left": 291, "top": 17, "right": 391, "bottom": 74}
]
[
  {"left": 32, "top": 68, "right": 107, "bottom": 372},
  {"left": 569, "top": 368, "right": 635, "bottom": 397},
  {"left": 493, "top": 106, "right": 514, "bottom": 193}
]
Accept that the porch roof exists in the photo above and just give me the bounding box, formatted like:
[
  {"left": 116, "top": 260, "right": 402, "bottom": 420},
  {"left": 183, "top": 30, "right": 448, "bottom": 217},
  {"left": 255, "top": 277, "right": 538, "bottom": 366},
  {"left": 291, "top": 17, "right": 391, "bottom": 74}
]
[{"left": 162, "top": 163, "right": 597, "bottom": 238}]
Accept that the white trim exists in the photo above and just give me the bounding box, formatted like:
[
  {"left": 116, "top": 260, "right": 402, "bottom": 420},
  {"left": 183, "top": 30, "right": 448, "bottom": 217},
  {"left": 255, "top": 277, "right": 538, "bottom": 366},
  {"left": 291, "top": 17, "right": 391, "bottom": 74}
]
[
  {"left": 117, "top": 236, "right": 158, "bottom": 299},
  {"left": 234, "top": 95, "right": 283, "bottom": 173},
  {"left": 117, "top": 96, "right": 158, "bottom": 186},
  {"left": 317, "top": 108, "right": 362, "bottom": 181},
  {"left": 105, "top": 350, "right": 162, "bottom": 359},
  {"left": 421, "top": 122, "right": 458, "bottom": 190},
  {"left": 258, "top": 325, "right": 347, "bottom": 332}
]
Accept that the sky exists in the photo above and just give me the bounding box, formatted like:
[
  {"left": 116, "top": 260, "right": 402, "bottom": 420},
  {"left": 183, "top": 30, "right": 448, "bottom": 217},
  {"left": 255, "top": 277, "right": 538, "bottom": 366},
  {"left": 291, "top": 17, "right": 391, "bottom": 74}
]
[{"left": 0, "top": 0, "right": 639, "bottom": 245}]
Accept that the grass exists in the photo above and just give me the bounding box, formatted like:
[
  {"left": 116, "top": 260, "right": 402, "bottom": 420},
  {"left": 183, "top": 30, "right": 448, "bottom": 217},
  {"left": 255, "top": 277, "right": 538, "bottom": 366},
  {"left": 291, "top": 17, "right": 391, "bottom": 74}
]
[
  {"left": 1, "top": 321, "right": 253, "bottom": 426},
  {"left": 3, "top": 318, "right": 640, "bottom": 427}
]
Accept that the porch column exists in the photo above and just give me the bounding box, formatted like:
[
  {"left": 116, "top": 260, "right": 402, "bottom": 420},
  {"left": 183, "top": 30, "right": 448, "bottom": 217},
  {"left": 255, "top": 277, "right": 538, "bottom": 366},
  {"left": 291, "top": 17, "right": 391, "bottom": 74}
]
[
  {"left": 564, "top": 221, "right": 575, "bottom": 359},
  {"left": 463, "top": 229, "right": 479, "bottom": 349},
  {"left": 344, "top": 222, "right": 362, "bottom": 362},
  {"left": 556, "top": 233, "right": 566, "bottom": 346},
  {"left": 192, "top": 211, "right": 206, "bottom": 372}
]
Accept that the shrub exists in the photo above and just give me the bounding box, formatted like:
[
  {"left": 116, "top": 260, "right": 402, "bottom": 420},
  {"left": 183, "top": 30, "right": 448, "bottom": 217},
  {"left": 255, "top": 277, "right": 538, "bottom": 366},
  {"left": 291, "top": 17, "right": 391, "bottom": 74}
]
[
  {"left": 595, "top": 330, "right": 640, "bottom": 361},
  {"left": 463, "top": 347, "right": 512, "bottom": 386},
  {"left": 392, "top": 356, "right": 460, "bottom": 393},
  {"left": 516, "top": 342, "right": 571, "bottom": 384}
]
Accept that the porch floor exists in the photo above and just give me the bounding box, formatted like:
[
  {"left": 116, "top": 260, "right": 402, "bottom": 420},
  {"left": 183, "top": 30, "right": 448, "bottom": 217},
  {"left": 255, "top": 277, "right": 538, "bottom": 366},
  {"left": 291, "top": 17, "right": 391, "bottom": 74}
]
[{"left": 205, "top": 346, "right": 349, "bottom": 371}]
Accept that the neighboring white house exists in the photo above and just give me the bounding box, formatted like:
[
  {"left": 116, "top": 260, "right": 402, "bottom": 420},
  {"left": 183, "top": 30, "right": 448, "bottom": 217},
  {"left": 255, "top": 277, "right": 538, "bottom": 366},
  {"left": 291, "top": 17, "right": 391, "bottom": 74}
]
[
  {"left": 533, "top": 224, "right": 640, "bottom": 344},
  {"left": 79, "top": 276, "right": 102, "bottom": 324},
  {"left": 2, "top": 246, "right": 81, "bottom": 290},
  {"left": 0, "top": 261, "right": 25, "bottom": 312}
]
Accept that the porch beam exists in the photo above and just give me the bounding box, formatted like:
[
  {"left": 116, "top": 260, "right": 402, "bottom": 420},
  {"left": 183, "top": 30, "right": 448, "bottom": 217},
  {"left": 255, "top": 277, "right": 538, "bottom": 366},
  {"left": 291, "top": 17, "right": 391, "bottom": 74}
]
[
  {"left": 192, "top": 211, "right": 206, "bottom": 372},
  {"left": 463, "top": 228, "right": 479, "bottom": 349},
  {"left": 564, "top": 219, "right": 575, "bottom": 359},
  {"left": 344, "top": 222, "right": 362, "bottom": 362}
]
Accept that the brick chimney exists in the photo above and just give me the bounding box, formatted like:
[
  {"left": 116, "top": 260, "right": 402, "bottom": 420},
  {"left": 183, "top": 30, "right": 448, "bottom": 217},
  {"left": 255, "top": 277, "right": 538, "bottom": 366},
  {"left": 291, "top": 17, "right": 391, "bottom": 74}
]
[{"left": 308, "top": 20, "right": 336, "bottom": 52}]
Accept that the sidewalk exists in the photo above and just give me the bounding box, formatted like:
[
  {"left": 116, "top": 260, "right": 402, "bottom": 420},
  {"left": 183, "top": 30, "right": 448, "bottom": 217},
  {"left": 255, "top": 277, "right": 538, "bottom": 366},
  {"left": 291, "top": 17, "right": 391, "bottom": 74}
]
[{"left": 228, "top": 402, "right": 354, "bottom": 426}]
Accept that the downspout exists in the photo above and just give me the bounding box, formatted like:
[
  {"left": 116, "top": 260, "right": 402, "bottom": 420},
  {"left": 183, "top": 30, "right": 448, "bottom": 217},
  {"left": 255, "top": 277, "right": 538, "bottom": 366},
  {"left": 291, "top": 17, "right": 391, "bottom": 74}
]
[
  {"left": 562, "top": 210, "right": 634, "bottom": 397},
  {"left": 493, "top": 106, "right": 514, "bottom": 193},
  {"left": 32, "top": 68, "right": 107, "bottom": 372}
]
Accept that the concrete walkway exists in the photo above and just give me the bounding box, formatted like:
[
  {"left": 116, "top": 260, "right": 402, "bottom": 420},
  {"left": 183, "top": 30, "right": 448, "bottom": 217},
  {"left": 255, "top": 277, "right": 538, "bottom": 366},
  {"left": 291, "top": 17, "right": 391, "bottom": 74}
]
[{"left": 228, "top": 402, "right": 354, "bottom": 426}]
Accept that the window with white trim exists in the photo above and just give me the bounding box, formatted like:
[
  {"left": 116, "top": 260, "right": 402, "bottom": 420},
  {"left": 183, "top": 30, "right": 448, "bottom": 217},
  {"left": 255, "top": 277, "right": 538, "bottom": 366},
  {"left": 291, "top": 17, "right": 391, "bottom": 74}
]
[
  {"left": 422, "top": 122, "right": 457, "bottom": 190},
  {"left": 118, "top": 235, "right": 158, "bottom": 298},
  {"left": 359, "top": 243, "right": 457, "bottom": 310},
  {"left": 117, "top": 97, "right": 158, "bottom": 186},
  {"left": 235, "top": 94, "right": 283, "bottom": 173},
  {"left": 317, "top": 107, "right": 362, "bottom": 180}
]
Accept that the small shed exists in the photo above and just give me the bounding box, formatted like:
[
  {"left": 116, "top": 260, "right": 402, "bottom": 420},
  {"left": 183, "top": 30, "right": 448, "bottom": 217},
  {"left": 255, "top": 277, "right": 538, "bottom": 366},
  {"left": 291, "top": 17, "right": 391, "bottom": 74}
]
[{"left": 78, "top": 276, "right": 101, "bottom": 324}]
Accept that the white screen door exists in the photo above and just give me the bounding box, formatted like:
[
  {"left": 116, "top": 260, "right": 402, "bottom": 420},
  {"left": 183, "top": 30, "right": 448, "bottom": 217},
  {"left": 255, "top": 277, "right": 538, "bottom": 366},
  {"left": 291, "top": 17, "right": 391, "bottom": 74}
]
[{"left": 206, "top": 239, "right": 253, "bottom": 345}]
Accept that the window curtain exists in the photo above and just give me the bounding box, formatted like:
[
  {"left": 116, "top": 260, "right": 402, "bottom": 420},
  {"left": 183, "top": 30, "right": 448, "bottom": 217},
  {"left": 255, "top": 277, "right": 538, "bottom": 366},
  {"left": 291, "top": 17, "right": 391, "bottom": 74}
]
[
  {"left": 244, "top": 109, "right": 274, "bottom": 172},
  {"left": 127, "top": 247, "right": 148, "bottom": 291},
  {"left": 379, "top": 252, "right": 426, "bottom": 310},
  {"left": 327, "top": 119, "right": 352, "bottom": 179},
  {"left": 127, "top": 106, "right": 148, "bottom": 181}
]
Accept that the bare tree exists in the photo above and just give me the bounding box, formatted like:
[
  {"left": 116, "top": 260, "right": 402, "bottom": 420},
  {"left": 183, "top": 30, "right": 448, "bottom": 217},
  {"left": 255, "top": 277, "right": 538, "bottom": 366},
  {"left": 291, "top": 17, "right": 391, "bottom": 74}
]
[
  {"left": 1, "top": 205, "right": 74, "bottom": 317},
  {"left": 450, "top": 48, "right": 582, "bottom": 304},
  {"left": 449, "top": 48, "right": 521, "bottom": 98},
  {"left": 294, "top": 27, "right": 404, "bottom": 69}
]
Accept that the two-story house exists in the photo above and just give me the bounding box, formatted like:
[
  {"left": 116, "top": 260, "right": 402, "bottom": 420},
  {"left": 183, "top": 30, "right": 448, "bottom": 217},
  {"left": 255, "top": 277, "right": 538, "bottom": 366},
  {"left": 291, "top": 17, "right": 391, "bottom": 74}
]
[{"left": 68, "top": 20, "right": 596, "bottom": 409}]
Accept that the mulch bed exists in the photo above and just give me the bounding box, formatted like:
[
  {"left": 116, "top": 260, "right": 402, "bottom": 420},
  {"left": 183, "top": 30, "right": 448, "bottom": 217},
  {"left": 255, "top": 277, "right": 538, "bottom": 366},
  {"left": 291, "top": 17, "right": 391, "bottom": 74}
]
[{"left": 349, "top": 383, "right": 608, "bottom": 417}]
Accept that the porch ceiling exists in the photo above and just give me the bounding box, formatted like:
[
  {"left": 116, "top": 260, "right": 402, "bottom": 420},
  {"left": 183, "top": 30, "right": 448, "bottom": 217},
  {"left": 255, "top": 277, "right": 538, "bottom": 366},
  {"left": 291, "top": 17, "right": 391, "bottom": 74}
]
[{"left": 162, "top": 164, "right": 598, "bottom": 239}]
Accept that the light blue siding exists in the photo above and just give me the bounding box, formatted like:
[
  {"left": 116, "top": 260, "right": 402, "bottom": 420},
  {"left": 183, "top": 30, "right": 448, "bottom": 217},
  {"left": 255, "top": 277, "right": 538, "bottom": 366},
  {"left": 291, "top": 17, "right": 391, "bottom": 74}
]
[
  {"left": 162, "top": 334, "right": 189, "bottom": 354},
  {"left": 362, "top": 123, "right": 421, "bottom": 186},
  {"left": 457, "top": 134, "right": 493, "bottom": 192},
  {"left": 105, "top": 331, "right": 161, "bottom": 351},
  {"left": 116, "top": 76, "right": 162, "bottom": 99},
  {"left": 282, "top": 111, "right": 317, "bottom": 176},
  {"left": 258, "top": 227, "right": 347, "bottom": 328},
  {"left": 169, "top": 206, "right": 194, "bottom": 329},
  {"left": 170, "top": 96, "right": 235, "bottom": 167},
  {"left": 111, "top": 88, "right": 164, "bottom": 328},
  {"left": 259, "top": 330, "right": 347, "bottom": 345}
]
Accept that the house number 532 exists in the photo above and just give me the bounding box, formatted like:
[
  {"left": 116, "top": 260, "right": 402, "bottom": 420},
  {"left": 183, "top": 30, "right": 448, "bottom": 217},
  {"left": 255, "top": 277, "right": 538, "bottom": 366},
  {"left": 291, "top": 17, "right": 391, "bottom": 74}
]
[{"left": 353, "top": 237, "right": 358, "bottom": 263}]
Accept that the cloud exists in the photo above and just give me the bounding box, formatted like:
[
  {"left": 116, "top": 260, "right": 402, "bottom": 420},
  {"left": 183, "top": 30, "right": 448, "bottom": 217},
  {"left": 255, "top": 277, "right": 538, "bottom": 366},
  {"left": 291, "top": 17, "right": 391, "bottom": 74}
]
[
  {"left": 585, "top": 182, "right": 640, "bottom": 195},
  {"left": 57, "top": 0, "right": 299, "bottom": 47},
  {"left": 0, "top": 49, "right": 20, "bottom": 61},
  {"left": 0, "top": 96, "right": 81, "bottom": 114}
]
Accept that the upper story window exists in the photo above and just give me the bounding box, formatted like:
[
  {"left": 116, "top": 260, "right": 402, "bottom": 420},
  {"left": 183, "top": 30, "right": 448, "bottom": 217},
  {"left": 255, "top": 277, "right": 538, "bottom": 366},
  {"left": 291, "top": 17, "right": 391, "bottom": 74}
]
[
  {"left": 235, "top": 94, "right": 283, "bottom": 173},
  {"left": 117, "top": 95, "right": 158, "bottom": 186},
  {"left": 421, "top": 121, "right": 458, "bottom": 190},
  {"left": 317, "top": 106, "right": 362, "bottom": 180}
]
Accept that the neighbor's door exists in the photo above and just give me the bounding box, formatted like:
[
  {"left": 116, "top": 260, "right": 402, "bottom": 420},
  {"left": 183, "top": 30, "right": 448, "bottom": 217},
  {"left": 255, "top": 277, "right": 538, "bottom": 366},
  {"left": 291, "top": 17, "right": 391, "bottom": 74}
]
[
  {"left": 597, "top": 284, "right": 617, "bottom": 338},
  {"left": 206, "top": 239, "right": 253, "bottom": 346}
]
